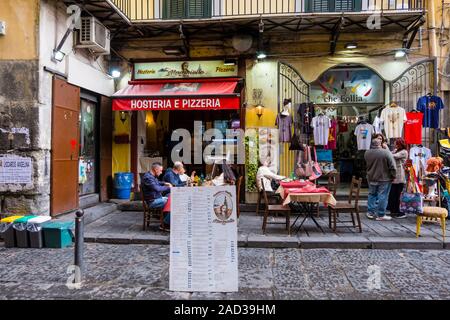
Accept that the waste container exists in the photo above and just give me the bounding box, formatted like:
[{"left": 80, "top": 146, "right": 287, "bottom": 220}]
[
  {"left": 13, "top": 223, "right": 29, "bottom": 248},
  {"left": 27, "top": 216, "right": 51, "bottom": 249},
  {"left": 42, "top": 221, "right": 75, "bottom": 248},
  {"left": 114, "top": 172, "right": 134, "bottom": 199},
  {"left": 12, "top": 216, "right": 40, "bottom": 248},
  {"left": 0, "top": 216, "right": 24, "bottom": 248}
]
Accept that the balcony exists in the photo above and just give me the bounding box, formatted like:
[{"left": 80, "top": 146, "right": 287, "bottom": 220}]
[
  {"left": 109, "top": 0, "right": 425, "bottom": 21},
  {"left": 64, "top": 0, "right": 426, "bottom": 48}
]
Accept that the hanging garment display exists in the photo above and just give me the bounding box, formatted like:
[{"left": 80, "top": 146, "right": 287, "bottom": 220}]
[
  {"left": 372, "top": 115, "right": 383, "bottom": 134},
  {"left": 338, "top": 119, "right": 348, "bottom": 133},
  {"left": 311, "top": 114, "right": 331, "bottom": 146},
  {"left": 380, "top": 103, "right": 407, "bottom": 139},
  {"left": 275, "top": 113, "right": 293, "bottom": 143},
  {"left": 354, "top": 122, "right": 375, "bottom": 151},
  {"left": 417, "top": 94, "right": 444, "bottom": 128},
  {"left": 404, "top": 112, "right": 424, "bottom": 144},
  {"left": 297, "top": 103, "right": 315, "bottom": 135},
  {"left": 325, "top": 118, "right": 337, "bottom": 150},
  {"left": 409, "top": 145, "right": 432, "bottom": 178}
]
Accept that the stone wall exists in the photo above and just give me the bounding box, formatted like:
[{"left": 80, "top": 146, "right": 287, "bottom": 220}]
[{"left": 0, "top": 60, "right": 50, "bottom": 215}]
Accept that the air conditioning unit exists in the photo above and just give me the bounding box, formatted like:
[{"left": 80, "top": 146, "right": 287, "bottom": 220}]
[{"left": 76, "top": 17, "right": 110, "bottom": 55}]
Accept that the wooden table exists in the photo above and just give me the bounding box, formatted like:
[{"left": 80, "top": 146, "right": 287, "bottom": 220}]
[{"left": 276, "top": 186, "right": 337, "bottom": 233}]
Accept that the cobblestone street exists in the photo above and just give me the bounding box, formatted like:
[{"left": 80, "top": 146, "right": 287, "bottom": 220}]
[{"left": 1, "top": 243, "right": 450, "bottom": 300}]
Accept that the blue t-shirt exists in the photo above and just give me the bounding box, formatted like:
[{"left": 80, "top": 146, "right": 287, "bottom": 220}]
[{"left": 417, "top": 95, "right": 444, "bottom": 128}]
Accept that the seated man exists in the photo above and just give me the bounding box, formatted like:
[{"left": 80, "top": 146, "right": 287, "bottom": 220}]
[
  {"left": 142, "top": 162, "right": 172, "bottom": 230},
  {"left": 163, "top": 161, "right": 195, "bottom": 187}
]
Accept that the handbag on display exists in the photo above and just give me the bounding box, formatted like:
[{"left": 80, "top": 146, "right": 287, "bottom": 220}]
[
  {"left": 399, "top": 167, "right": 424, "bottom": 215},
  {"left": 289, "top": 124, "right": 303, "bottom": 151},
  {"left": 295, "top": 149, "right": 307, "bottom": 177},
  {"left": 309, "top": 147, "right": 322, "bottom": 181}
]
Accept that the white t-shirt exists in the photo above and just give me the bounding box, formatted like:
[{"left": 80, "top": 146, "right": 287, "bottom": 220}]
[
  {"left": 311, "top": 115, "right": 331, "bottom": 146},
  {"left": 409, "top": 146, "right": 432, "bottom": 176},
  {"left": 380, "top": 106, "right": 407, "bottom": 139},
  {"left": 354, "top": 123, "right": 375, "bottom": 150},
  {"left": 372, "top": 116, "right": 383, "bottom": 134}
]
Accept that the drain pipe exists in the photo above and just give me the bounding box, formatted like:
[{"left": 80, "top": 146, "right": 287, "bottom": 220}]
[{"left": 428, "top": 0, "right": 438, "bottom": 60}]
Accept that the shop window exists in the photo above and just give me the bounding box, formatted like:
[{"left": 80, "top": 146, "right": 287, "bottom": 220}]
[
  {"left": 163, "top": 0, "right": 211, "bottom": 19},
  {"left": 305, "top": 0, "right": 362, "bottom": 12}
]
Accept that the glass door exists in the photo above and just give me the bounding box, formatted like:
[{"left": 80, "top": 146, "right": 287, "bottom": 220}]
[{"left": 79, "top": 99, "right": 98, "bottom": 195}]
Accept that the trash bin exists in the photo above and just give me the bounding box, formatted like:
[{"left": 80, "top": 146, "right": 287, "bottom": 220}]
[
  {"left": 0, "top": 223, "right": 16, "bottom": 248},
  {"left": 114, "top": 172, "right": 134, "bottom": 199},
  {"left": 27, "top": 216, "right": 51, "bottom": 249},
  {"left": 0, "top": 216, "right": 24, "bottom": 248},
  {"left": 13, "top": 223, "right": 29, "bottom": 248},
  {"left": 42, "top": 221, "right": 75, "bottom": 248}
]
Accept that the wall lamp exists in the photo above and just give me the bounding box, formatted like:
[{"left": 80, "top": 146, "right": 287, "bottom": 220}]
[
  {"left": 119, "top": 111, "right": 128, "bottom": 124},
  {"left": 255, "top": 104, "right": 264, "bottom": 119}
]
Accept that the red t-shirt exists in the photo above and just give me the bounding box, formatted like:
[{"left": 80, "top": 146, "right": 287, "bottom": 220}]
[{"left": 404, "top": 112, "right": 423, "bottom": 144}]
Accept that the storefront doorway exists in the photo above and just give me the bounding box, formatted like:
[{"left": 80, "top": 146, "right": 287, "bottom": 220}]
[{"left": 79, "top": 98, "right": 99, "bottom": 195}]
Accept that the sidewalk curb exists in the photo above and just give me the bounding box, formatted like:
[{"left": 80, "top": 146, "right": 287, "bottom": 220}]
[{"left": 83, "top": 233, "right": 448, "bottom": 250}]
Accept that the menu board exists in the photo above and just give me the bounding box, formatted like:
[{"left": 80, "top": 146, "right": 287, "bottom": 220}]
[
  {"left": 169, "top": 186, "right": 238, "bottom": 292},
  {"left": 0, "top": 156, "right": 32, "bottom": 184}
]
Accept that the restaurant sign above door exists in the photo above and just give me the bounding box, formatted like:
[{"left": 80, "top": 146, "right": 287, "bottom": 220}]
[
  {"left": 134, "top": 60, "right": 238, "bottom": 80},
  {"left": 311, "top": 68, "right": 384, "bottom": 104}
]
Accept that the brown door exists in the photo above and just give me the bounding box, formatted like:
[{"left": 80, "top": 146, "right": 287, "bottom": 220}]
[
  {"left": 99, "top": 96, "right": 113, "bottom": 201},
  {"left": 51, "top": 77, "right": 80, "bottom": 216}
]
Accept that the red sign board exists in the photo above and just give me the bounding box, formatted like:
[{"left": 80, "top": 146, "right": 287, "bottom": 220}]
[{"left": 113, "top": 97, "right": 240, "bottom": 111}]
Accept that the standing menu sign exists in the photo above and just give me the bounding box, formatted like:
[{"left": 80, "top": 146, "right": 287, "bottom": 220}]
[
  {"left": 0, "top": 156, "right": 32, "bottom": 184},
  {"left": 169, "top": 186, "right": 238, "bottom": 292}
]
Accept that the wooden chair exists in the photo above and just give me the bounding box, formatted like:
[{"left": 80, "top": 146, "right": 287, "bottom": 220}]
[
  {"left": 327, "top": 172, "right": 340, "bottom": 197},
  {"left": 236, "top": 176, "right": 243, "bottom": 218},
  {"left": 140, "top": 185, "right": 164, "bottom": 231},
  {"left": 261, "top": 179, "right": 291, "bottom": 235},
  {"left": 256, "top": 180, "right": 281, "bottom": 216},
  {"left": 328, "top": 176, "right": 362, "bottom": 233}
]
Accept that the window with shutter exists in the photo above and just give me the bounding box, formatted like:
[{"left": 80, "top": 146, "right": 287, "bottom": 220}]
[
  {"left": 163, "top": 0, "right": 211, "bottom": 19},
  {"left": 187, "top": 0, "right": 211, "bottom": 18},
  {"left": 305, "top": 0, "right": 362, "bottom": 12}
]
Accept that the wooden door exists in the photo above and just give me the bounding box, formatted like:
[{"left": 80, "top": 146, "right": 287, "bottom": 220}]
[
  {"left": 99, "top": 96, "right": 113, "bottom": 201},
  {"left": 51, "top": 77, "right": 80, "bottom": 216}
]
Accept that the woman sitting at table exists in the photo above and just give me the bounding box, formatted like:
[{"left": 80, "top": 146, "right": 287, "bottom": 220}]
[
  {"left": 256, "top": 159, "right": 286, "bottom": 194},
  {"left": 211, "top": 162, "right": 237, "bottom": 186}
]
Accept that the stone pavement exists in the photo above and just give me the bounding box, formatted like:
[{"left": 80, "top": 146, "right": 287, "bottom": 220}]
[
  {"left": 1, "top": 243, "right": 450, "bottom": 300},
  {"left": 83, "top": 210, "right": 450, "bottom": 249}
]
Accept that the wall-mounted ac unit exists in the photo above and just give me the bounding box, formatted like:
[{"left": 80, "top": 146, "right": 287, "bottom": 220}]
[{"left": 76, "top": 17, "right": 110, "bottom": 55}]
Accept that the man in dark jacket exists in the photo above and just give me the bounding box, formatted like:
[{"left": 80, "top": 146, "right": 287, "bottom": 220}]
[
  {"left": 364, "top": 138, "right": 397, "bottom": 221},
  {"left": 142, "top": 162, "right": 172, "bottom": 230},
  {"left": 163, "top": 161, "right": 187, "bottom": 187}
]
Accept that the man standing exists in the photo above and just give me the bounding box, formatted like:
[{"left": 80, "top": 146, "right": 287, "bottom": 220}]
[
  {"left": 364, "top": 138, "right": 397, "bottom": 221},
  {"left": 142, "top": 162, "right": 172, "bottom": 230}
]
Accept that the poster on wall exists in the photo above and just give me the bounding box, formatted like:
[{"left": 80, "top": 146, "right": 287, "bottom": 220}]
[
  {"left": 0, "top": 155, "right": 32, "bottom": 184},
  {"left": 311, "top": 68, "right": 384, "bottom": 104},
  {"left": 134, "top": 60, "right": 238, "bottom": 80},
  {"left": 258, "top": 128, "right": 279, "bottom": 174},
  {"left": 169, "top": 186, "right": 238, "bottom": 292}
]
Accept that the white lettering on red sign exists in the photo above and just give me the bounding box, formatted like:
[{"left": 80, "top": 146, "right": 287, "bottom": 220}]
[{"left": 130, "top": 99, "right": 221, "bottom": 110}]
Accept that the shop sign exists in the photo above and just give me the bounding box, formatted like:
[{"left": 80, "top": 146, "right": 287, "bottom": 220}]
[
  {"left": 311, "top": 68, "right": 384, "bottom": 104},
  {"left": 169, "top": 186, "right": 238, "bottom": 292},
  {"left": 134, "top": 60, "right": 238, "bottom": 80},
  {"left": 113, "top": 97, "right": 240, "bottom": 111},
  {"left": 0, "top": 156, "right": 32, "bottom": 184}
]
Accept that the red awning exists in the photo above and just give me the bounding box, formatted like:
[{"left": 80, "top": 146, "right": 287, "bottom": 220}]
[{"left": 112, "top": 78, "right": 240, "bottom": 111}]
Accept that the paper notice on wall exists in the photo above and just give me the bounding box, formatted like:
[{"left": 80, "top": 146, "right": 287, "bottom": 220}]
[
  {"left": 169, "top": 186, "right": 238, "bottom": 292},
  {"left": 0, "top": 156, "right": 32, "bottom": 184}
]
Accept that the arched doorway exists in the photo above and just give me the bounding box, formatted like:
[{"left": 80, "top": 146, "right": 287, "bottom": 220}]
[{"left": 277, "top": 62, "right": 310, "bottom": 177}]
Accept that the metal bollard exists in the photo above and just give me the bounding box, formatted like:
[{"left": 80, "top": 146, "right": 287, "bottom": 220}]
[{"left": 74, "top": 209, "right": 85, "bottom": 280}]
